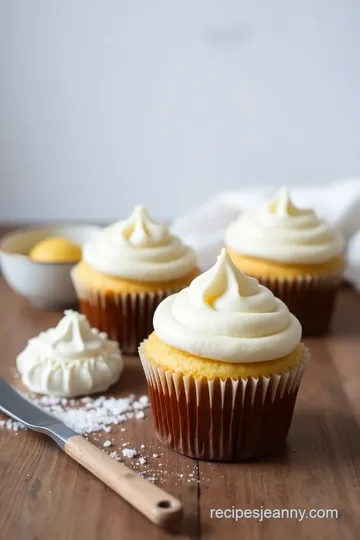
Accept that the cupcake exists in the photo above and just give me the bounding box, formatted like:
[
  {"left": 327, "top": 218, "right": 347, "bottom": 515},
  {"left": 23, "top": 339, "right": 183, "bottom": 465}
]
[
  {"left": 71, "top": 206, "right": 198, "bottom": 354},
  {"left": 225, "top": 188, "right": 344, "bottom": 335},
  {"left": 139, "top": 249, "right": 309, "bottom": 461},
  {"left": 16, "top": 310, "right": 123, "bottom": 397}
]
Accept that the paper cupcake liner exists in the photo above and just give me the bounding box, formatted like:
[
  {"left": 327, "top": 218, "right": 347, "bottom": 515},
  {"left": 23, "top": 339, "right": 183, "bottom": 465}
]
[
  {"left": 257, "top": 274, "right": 342, "bottom": 336},
  {"left": 72, "top": 278, "right": 182, "bottom": 355},
  {"left": 139, "top": 343, "right": 310, "bottom": 461}
]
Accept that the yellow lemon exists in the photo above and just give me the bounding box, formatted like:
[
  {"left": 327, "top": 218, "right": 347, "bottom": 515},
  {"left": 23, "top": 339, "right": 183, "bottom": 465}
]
[{"left": 29, "top": 237, "right": 82, "bottom": 263}]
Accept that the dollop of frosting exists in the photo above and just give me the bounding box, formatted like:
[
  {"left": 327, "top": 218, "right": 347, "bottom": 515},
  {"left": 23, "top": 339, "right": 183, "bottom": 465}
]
[
  {"left": 225, "top": 187, "right": 343, "bottom": 264},
  {"left": 153, "top": 249, "right": 302, "bottom": 363},
  {"left": 83, "top": 206, "right": 197, "bottom": 281},
  {"left": 16, "top": 311, "right": 123, "bottom": 397}
]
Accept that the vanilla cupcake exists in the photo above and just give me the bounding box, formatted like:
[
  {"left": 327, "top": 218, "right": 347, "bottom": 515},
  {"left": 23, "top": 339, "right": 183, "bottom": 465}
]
[
  {"left": 16, "top": 310, "right": 123, "bottom": 397},
  {"left": 225, "top": 188, "right": 345, "bottom": 335},
  {"left": 71, "top": 206, "right": 199, "bottom": 354},
  {"left": 139, "top": 249, "right": 309, "bottom": 461}
]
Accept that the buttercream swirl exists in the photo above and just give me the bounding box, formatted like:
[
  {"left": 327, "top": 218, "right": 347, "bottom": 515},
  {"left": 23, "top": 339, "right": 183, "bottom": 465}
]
[
  {"left": 83, "top": 206, "right": 196, "bottom": 281},
  {"left": 153, "top": 249, "right": 301, "bottom": 363},
  {"left": 225, "top": 188, "right": 343, "bottom": 264},
  {"left": 16, "top": 310, "right": 123, "bottom": 397}
]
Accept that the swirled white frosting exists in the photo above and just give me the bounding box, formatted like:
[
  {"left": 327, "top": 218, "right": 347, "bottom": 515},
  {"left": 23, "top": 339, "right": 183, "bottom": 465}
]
[
  {"left": 16, "top": 310, "right": 123, "bottom": 397},
  {"left": 153, "top": 249, "right": 302, "bottom": 363},
  {"left": 225, "top": 188, "right": 343, "bottom": 264},
  {"left": 83, "top": 206, "right": 196, "bottom": 281}
]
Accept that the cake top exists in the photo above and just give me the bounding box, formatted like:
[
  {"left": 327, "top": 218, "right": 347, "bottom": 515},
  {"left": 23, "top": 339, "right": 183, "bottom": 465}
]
[
  {"left": 225, "top": 187, "right": 343, "bottom": 264},
  {"left": 83, "top": 206, "right": 196, "bottom": 282},
  {"left": 153, "top": 249, "right": 302, "bottom": 363}
]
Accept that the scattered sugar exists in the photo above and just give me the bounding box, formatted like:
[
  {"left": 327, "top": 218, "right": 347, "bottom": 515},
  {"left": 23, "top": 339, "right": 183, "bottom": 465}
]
[
  {"left": 138, "top": 396, "right": 150, "bottom": 407},
  {"left": 26, "top": 393, "right": 150, "bottom": 435},
  {"left": 0, "top": 419, "right": 26, "bottom": 432},
  {"left": 122, "top": 448, "right": 137, "bottom": 459},
  {"left": 0, "top": 391, "right": 209, "bottom": 488},
  {"left": 109, "top": 451, "right": 121, "bottom": 461}
]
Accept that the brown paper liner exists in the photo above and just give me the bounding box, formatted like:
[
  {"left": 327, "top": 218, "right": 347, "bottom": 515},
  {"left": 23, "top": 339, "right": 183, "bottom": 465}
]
[
  {"left": 72, "top": 276, "right": 182, "bottom": 355},
  {"left": 139, "top": 343, "right": 310, "bottom": 461},
  {"left": 257, "top": 274, "right": 342, "bottom": 336}
]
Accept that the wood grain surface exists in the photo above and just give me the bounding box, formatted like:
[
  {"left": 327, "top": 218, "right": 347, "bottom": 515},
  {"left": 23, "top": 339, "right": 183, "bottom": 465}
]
[{"left": 1, "top": 240, "right": 360, "bottom": 538}]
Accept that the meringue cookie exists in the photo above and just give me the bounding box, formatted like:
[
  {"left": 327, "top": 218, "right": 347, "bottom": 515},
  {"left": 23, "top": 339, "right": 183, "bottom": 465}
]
[{"left": 16, "top": 310, "right": 123, "bottom": 397}]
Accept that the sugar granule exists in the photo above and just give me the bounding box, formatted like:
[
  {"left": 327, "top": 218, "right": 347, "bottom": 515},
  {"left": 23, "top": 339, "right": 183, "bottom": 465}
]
[
  {"left": 103, "top": 440, "right": 112, "bottom": 447},
  {"left": 122, "top": 448, "right": 137, "bottom": 459},
  {"left": 0, "top": 419, "right": 26, "bottom": 432},
  {"left": 109, "top": 451, "right": 121, "bottom": 461}
]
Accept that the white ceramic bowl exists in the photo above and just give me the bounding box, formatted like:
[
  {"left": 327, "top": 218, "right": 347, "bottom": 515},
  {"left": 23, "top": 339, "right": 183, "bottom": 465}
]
[{"left": 0, "top": 224, "right": 102, "bottom": 309}]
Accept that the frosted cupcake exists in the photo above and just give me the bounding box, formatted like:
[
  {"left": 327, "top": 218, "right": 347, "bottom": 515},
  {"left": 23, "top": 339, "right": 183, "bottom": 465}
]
[
  {"left": 139, "top": 249, "right": 309, "bottom": 461},
  {"left": 71, "top": 206, "right": 198, "bottom": 354},
  {"left": 225, "top": 188, "right": 344, "bottom": 335},
  {"left": 17, "top": 310, "right": 123, "bottom": 397}
]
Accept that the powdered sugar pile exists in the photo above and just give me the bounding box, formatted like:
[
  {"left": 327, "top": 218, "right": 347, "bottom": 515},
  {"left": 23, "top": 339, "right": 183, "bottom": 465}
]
[{"left": 28, "top": 394, "right": 150, "bottom": 435}]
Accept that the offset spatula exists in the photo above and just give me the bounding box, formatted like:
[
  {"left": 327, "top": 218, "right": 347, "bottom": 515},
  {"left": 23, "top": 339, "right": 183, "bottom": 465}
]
[{"left": 0, "top": 377, "right": 182, "bottom": 529}]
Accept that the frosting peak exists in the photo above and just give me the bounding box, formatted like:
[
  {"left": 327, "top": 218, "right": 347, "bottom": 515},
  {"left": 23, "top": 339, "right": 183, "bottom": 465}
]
[
  {"left": 268, "top": 187, "right": 308, "bottom": 217},
  {"left": 83, "top": 206, "right": 197, "bottom": 282},
  {"left": 190, "top": 249, "right": 260, "bottom": 311},
  {"left": 122, "top": 206, "right": 170, "bottom": 248},
  {"left": 39, "top": 310, "right": 106, "bottom": 358},
  {"left": 153, "top": 251, "right": 302, "bottom": 363},
  {"left": 225, "top": 187, "right": 343, "bottom": 264}
]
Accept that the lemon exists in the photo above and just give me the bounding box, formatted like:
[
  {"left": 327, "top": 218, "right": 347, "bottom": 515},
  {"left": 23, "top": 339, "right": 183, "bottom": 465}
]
[{"left": 29, "top": 237, "right": 82, "bottom": 263}]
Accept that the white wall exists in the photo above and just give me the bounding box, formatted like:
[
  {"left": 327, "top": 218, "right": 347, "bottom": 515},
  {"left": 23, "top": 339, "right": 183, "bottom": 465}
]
[{"left": 0, "top": 1, "right": 359, "bottom": 223}]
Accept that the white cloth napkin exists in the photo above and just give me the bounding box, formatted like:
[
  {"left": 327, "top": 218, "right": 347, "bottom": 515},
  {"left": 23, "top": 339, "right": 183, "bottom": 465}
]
[{"left": 172, "top": 178, "right": 360, "bottom": 290}]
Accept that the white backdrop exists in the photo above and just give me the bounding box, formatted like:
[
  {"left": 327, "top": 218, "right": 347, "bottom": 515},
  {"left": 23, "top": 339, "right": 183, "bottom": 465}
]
[{"left": 0, "top": 1, "right": 359, "bottom": 223}]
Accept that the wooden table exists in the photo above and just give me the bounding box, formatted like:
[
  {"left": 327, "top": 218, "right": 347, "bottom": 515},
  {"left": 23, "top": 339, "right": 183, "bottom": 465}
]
[{"left": 1, "top": 272, "right": 360, "bottom": 539}]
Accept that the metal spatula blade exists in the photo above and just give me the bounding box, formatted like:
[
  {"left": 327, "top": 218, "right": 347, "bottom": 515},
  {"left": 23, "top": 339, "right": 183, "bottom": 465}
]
[{"left": 0, "top": 377, "right": 75, "bottom": 447}]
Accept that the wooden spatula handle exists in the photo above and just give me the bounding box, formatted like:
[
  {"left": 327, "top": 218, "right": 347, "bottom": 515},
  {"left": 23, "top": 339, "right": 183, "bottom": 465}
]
[{"left": 65, "top": 435, "right": 183, "bottom": 529}]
